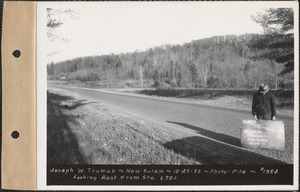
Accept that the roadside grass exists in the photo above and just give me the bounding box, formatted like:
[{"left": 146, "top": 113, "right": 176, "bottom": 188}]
[
  {"left": 48, "top": 79, "right": 153, "bottom": 89},
  {"left": 47, "top": 89, "right": 289, "bottom": 164},
  {"left": 138, "top": 89, "right": 294, "bottom": 110},
  {"left": 47, "top": 91, "right": 199, "bottom": 165}
]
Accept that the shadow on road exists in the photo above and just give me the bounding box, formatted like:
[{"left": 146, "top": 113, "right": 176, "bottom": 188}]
[
  {"left": 163, "top": 136, "right": 286, "bottom": 164},
  {"left": 47, "top": 92, "right": 89, "bottom": 164},
  {"left": 167, "top": 121, "right": 241, "bottom": 146}
]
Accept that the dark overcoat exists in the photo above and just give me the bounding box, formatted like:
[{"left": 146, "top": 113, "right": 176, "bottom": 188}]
[{"left": 252, "top": 91, "right": 276, "bottom": 118}]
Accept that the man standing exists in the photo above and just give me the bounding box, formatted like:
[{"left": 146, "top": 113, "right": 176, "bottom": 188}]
[{"left": 252, "top": 83, "right": 276, "bottom": 120}]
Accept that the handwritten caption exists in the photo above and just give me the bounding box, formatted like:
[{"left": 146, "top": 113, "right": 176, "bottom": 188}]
[{"left": 48, "top": 166, "right": 280, "bottom": 183}]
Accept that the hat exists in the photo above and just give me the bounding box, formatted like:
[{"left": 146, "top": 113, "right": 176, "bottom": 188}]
[{"left": 259, "top": 83, "right": 269, "bottom": 94}]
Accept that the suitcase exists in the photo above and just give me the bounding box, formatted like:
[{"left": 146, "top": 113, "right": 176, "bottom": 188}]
[{"left": 241, "top": 120, "right": 285, "bottom": 150}]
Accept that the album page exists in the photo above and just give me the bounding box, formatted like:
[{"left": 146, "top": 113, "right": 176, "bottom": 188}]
[{"left": 2, "top": 1, "right": 299, "bottom": 191}]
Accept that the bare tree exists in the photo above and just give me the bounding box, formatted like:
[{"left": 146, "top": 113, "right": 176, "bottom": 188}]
[
  {"left": 47, "top": 8, "right": 79, "bottom": 42},
  {"left": 138, "top": 65, "right": 145, "bottom": 88}
]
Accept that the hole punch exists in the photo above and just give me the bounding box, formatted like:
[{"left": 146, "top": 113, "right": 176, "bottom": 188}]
[
  {"left": 11, "top": 131, "right": 19, "bottom": 139},
  {"left": 12, "top": 50, "right": 21, "bottom": 58}
]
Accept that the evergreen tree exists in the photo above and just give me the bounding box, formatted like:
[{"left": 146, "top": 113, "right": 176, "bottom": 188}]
[{"left": 249, "top": 8, "right": 294, "bottom": 75}]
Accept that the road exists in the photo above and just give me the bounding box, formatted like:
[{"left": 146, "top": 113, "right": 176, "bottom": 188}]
[{"left": 48, "top": 84, "right": 294, "bottom": 164}]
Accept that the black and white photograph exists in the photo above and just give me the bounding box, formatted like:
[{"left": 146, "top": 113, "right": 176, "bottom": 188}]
[{"left": 37, "top": 1, "right": 298, "bottom": 190}]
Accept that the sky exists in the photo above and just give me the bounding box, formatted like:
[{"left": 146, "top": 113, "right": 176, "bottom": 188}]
[{"left": 43, "top": 2, "right": 273, "bottom": 63}]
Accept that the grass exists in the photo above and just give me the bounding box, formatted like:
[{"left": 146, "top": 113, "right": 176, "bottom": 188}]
[
  {"left": 47, "top": 91, "right": 199, "bottom": 165},
  {"left": 48, "top": 79, "right": 153, "bottom": 89},
  {"left": 47, "top": 89, "right": 288, "bottom": 164}
]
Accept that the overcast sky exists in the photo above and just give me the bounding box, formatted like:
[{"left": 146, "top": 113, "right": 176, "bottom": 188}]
[{"left": 41, "top": 2, "right": 285, "bottom": 63}]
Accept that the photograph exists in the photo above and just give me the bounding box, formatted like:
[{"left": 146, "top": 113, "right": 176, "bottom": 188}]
[{"left": 37, "top": 1, "right": 298, "bottom": 189}]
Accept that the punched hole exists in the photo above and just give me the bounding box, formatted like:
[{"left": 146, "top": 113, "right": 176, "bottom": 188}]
[
  {"left": 12, "top": 50, "right": 21, "bottom": 58},
  {"left": 11, "top": 131, "right": 19, "bottom": 139}
]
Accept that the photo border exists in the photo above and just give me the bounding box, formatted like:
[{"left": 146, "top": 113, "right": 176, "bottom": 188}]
[{"left": 37, "top": 1, "right": 299, "bottom": 190}]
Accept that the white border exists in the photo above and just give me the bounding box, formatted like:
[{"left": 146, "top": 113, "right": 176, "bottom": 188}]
[
  {"left": 37, "top": 3, "right": 47, "bottom": 189},
  {"left": 37, "top": 1, "right": 299, "bottom": 190}
]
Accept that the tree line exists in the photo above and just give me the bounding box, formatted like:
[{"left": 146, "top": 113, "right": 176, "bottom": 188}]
[{"left": 47, "top": 34, "right": 293, "bottom": 89}]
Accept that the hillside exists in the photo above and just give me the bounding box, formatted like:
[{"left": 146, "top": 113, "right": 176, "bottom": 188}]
[{"left": 47, "top": 34, "right": 294, "bottom": 89}]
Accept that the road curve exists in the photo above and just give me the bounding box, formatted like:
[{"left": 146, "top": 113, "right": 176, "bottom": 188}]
[{"left": 48, "top": 84, "right": 294, "bottom": 164}]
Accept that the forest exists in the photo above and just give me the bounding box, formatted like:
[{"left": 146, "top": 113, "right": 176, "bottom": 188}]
[{"left": 47, "top": 8, "right": 294, "bottom": 90}]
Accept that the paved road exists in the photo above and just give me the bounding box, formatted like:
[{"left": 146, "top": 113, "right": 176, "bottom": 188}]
[{"left": 48, "top": 84, "right": 294, "bottom": 164}]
